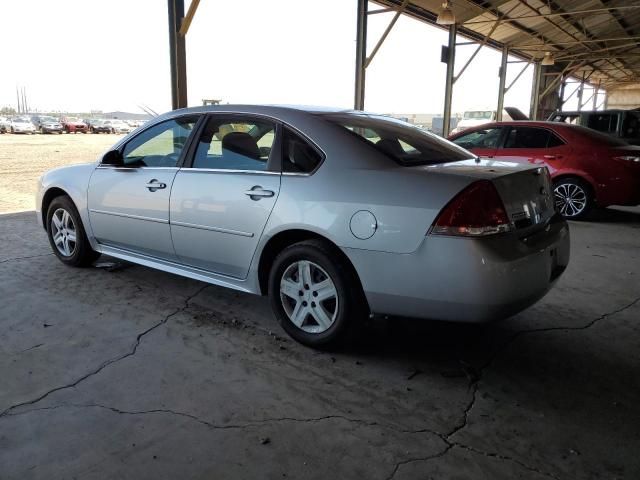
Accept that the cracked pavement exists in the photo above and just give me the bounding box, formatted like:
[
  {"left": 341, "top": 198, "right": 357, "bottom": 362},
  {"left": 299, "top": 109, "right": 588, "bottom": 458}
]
[{"left": 1, "top": 208, "right": 639, "bottom": 479}]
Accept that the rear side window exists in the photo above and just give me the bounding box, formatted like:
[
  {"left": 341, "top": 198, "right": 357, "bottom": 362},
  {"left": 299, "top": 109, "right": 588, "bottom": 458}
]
[
  {"left": 322, "top": 114, "right": 471, "bottom": 166},
  {"left": 282, "top": 128, "right": 322, "bottom": 173},
  {"left": 587, "top": 113, "right": 618, "bottom": 134},
  {"left": 191, "top": 117, "right": 276, "bottom": 171},
  {"left": 503, "top": 127, "right": 564, "bottom": 149}
]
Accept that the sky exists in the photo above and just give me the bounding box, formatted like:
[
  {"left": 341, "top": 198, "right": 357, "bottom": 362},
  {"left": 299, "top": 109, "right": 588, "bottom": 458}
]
[{"left": 1, "top": 0, "right": 540, "bottom": 116}]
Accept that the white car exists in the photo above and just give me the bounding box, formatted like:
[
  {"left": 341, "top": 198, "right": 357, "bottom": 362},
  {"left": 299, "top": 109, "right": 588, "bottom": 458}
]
[
  {"left": 9, "top": 117, "right": 36, "bottom": 134},
  {"left": 450, "top": 107, "right": 528, "bottom": 135},
  {"left": 103, "top": 120, "right": 133, "bottom": 134}
]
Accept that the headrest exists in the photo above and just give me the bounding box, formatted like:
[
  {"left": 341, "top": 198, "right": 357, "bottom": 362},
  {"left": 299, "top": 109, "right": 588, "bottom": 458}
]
[{"left": 222, "top": 132, "right": 260, "bottom": 159}]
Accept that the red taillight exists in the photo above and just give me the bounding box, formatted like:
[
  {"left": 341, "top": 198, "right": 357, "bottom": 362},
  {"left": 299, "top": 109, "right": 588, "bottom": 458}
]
[{"left": 431, "top": 180, "right": 512, "bottom": 236}]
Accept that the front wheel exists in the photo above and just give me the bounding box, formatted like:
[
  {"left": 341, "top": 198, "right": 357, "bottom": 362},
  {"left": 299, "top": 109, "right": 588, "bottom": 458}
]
[
  {"left": 553, "top": 178, "right": 592, "bottom": 219},
  {"left": 46, "top": 196, "right": 100, "bottom": 267},
  {"left": 268, "top": 240, "right": 365, "bottom": 348}
]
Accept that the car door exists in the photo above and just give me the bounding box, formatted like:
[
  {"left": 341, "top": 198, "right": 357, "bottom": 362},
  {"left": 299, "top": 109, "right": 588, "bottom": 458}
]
[
  {"left": 170, "top": 115, "right": 281, "bottom": 278},
  {"left": 450, "top": 126, "right": 503, "bottom": 159},
  {"left": 496, "top": 126, "right": 571, "bottom": 174},
  {"left": 88, "top": 115, "right": 200, "bottom": 260}
]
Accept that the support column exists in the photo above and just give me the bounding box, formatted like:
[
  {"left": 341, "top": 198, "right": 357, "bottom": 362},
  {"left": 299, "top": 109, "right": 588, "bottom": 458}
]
[
  {"left": 442, "top": 23, "right": 456, "bottom": 138},
  {"left": 168, "top": 0, "right": 188, "bottom": 110},
  {"left": 577, "top": 72, "right": 585, "bottom": 111},
  {"left": 529, "top": 62, "right": 542, "bottom": 119},
  {"left": 354, "top": 0, "right": 368, "bottom": 111},
  {"left": 496, "top": 45, "right": 508, "bottom": 121}
]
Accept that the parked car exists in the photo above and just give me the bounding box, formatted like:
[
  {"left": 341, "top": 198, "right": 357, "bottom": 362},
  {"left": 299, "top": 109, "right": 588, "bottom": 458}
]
[
  {"left": 548, "top": 109, "right": 640, "bottom": 146},
  {"left": 103, "top": 119, "right": 133, "bottom": 134},
  {"left": 61, "top": 117, "right": 89, "bottom": 134},
  {"left": 32, "top": 115, "right": 63, "bottom": 134},
  {"left": 89, "top": 119, "right": 112, "bottom": 134},
  {"left": 0, "top": 116, "right": 9, "bottom": 133},
  {"left": 449, "top": 121, "right": 640, "bottom": 219},
  {"left": 450, "top": 107, "right": 528, "bottom": 135},
  {"left": 36, "top": 105, "right": 569, "bottom": 347},
  {"left": 9, "top": 116, "right": 36, "bottom": 134}
]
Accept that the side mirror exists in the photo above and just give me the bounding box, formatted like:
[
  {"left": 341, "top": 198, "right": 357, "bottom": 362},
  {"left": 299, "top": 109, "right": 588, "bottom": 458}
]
[{"left": 102, "top": 150, "right": 123, "bottom": 166}]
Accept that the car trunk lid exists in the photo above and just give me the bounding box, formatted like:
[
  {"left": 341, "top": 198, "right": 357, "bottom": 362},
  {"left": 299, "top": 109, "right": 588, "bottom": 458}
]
[{"left": 424, "top": 159, "right": 556, "bottom": 231}]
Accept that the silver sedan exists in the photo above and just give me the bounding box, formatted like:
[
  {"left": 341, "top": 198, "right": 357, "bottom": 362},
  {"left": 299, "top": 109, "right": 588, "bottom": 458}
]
[{"left": 36, "top": 105, "right": 570, "bottom": 347}]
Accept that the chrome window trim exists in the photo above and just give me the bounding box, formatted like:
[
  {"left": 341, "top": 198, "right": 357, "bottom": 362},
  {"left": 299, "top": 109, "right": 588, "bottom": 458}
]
[
  {"left": 171, "top": 221, "right": 254, "bottom": 237},
  {"left": 178, "top": 168, "right": 280, "bottom": 176},
  {"left": 89, "top": 209, "right": 168, "bottom": 224},
  {"left": 96, "top": 166, "right": 180, "bottom": 171}
]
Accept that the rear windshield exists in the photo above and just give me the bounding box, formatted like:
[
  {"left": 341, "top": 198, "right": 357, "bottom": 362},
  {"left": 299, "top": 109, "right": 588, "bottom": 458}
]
[
  {"left": 321, "top": 113, "right": 472, "bottom": 166},
  {"left": 570, "top": 124, "right": 629, "bottom": 146}
]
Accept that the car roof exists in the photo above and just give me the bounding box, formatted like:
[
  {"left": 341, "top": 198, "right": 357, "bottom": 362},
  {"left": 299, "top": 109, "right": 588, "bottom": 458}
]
[{"left": 159, "top": 104, "right": 358, "bottom": 121}]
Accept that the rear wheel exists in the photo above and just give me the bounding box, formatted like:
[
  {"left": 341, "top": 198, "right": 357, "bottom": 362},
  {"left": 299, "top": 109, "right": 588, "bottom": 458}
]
[
  {"left": 46, "top": 196, "right": 100, "bottom": 267},
  {"left": 553, "top": 177, "right": 592, "bottom": 219},
  {"left": 268, "top": 240, "right": 365, "bottom": 348}
]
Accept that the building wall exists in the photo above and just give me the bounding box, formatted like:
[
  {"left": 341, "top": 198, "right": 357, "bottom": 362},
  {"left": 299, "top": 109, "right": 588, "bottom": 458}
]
[{"left": 606, "top": 85, "right": 640, "bottom": 109}]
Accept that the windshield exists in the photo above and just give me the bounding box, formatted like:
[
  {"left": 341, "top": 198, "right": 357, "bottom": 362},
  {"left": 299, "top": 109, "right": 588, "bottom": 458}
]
[
  {"left": 463, "top": 111, "right": 493, "bottom": 120},
  {"left": 15, "top": 117, "right": 30, "bottom": 123},
  {"left": 41, "top": 117, "right": 57, "bottom": 122},
  {"left": 321, "top": 113, "right": 472, "bottom": 166}
]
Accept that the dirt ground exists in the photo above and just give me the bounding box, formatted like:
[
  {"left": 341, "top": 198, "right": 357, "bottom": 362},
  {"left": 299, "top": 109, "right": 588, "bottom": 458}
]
[
  {"left": 0, "top": 133, "right": 123, "bottom": 214},
  {"left": 1, "top": 132, "right": 639, "bottom": 479}
]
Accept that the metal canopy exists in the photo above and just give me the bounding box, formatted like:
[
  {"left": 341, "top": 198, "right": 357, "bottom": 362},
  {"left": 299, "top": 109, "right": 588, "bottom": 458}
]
[{"left": 372, "top": 0, "right": 640, "bottom": 90}]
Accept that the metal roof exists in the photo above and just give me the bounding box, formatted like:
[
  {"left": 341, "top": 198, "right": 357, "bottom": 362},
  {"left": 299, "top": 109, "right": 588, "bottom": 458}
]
[{"left": 372, "top": 0, "right": 640, "bottom": 90}]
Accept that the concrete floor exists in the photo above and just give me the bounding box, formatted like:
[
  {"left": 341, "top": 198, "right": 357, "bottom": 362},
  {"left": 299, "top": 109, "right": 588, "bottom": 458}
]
[{"left": 1, "top": 208, "right": 639, "bottom": 480}]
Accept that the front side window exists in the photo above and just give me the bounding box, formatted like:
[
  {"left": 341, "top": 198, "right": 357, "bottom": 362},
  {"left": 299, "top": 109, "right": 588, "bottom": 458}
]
[
  {"left": 452, "top": 128, "right": 501, "bottom": 150},
  {"left": 192, "top": 117, "right": 276, "bottom": 171},
  {"left": 322, "top": 113, "right": 471, "bottom": 166},
  {"left": 503, "top": 127, "right": 563, "bottom": 149},
  {"left": 282, "top": 128, "right": 322, "bottom": 173},
  {"left": 121, "top": 116, "right": 198, "bottom": 167}
]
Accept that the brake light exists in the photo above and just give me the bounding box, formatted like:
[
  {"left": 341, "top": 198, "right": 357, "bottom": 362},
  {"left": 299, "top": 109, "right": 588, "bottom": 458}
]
[{"left": 431, "top": 180, "right": 512, "bottom": 236}]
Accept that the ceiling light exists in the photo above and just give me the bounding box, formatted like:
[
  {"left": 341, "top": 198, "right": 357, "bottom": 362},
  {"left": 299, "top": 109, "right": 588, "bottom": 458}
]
[
  {"left": 541, "top": 51, "right": 555, "bottom": 66},
  {"left": 437, "top": 2, "right": 455, "bottom": 25}
]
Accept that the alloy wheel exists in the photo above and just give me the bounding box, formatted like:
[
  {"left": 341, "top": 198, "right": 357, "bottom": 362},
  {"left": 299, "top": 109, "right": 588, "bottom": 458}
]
[
  {"left": 279, "top": 260, "right": 338, "bottom": 334},
  {"left": 554, "top": 183, "right": 587, "bottom": 218},
  {"left": 50, "top": 208, "right": 77, "bottom": 257}
]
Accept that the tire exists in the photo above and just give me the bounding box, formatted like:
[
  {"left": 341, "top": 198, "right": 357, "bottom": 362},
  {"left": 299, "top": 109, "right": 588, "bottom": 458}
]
[
  {"left": 39, "top": 127, "right": 44, "bottom": 134},
  {"left": 46, "top": 196, "right": 100, "bottom": 267},
  {"left": 268, "top": 239, "right": 365, "bottom": 348},
  {"left": 553, "top": 177, "right": 592, "bottom": 219}
]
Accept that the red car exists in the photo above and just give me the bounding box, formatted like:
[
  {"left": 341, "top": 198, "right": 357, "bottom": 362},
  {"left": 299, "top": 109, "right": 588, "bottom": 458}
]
[
  {"left": 449, "top": 121, "right": 640, "bottom": 218},
  {"left": 60, "top": 117, "right": 89, "bottom": 134}
]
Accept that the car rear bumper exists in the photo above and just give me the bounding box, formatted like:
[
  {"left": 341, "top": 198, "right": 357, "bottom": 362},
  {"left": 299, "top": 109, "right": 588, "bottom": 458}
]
[{"left": 343, "top": 214, "right": 570, "bottom": 322}]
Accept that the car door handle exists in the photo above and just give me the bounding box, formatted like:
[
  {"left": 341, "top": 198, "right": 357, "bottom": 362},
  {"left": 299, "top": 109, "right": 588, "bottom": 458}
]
[
  {"left": 543, "top": 155, "right": 562, "bottom": 160},
  {"left": 244, "top": 186, "right": 274, "bottom": 199},
  {"left": 145, "top": 179, "right": 166, "bottom": 191}
]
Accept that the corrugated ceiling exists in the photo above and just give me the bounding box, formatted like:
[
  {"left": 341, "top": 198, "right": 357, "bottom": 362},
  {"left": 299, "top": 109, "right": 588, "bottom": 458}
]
[{"left": 372, "top": 0, "right": 640, "bottom": 90}]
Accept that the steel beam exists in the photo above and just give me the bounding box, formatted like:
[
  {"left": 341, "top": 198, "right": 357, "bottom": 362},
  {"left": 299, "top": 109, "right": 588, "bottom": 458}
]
[
  {"left": 442, "top": 24, "right": 456, "bottom": 138},
  {"left": 529, "top": 62, "right": 542, "bottom": 119},
  {"left": 576, "top": 72, "right": 585, "bottom": 111},
  {"left": 168, "top": 0, "right": 188, "bottom": 110},
  {"left": 496, "top": 45, "right": 508, "bottom": 121},
  {"left": 364, "top": 0, "right": 409, "bottom": 69},
  {"left": 354, "top": 0, "right": 368, "bottom": 110}
]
